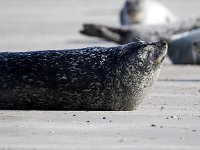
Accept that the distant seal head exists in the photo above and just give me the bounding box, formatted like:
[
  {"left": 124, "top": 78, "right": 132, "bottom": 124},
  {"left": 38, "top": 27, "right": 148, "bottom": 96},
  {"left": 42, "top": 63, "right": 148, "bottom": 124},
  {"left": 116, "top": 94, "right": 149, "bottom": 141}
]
[
  {"left": 120, "top": 0, "right": 176, "bottom": 25},
  {"left": 0, "top": 40, "right": 167, "bottom": 110},
  {"left": 168, "top": 29, "right": 200, "bottom": 64}
]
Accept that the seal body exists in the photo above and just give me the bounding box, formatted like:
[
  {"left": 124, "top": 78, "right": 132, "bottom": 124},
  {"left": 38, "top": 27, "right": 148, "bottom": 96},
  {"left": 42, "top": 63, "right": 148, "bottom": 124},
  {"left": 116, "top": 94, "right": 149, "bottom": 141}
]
[
  {"left": 168, "top": 29, "right": 200, "bottom": 64},
  {"left": 0, "top": 40, "right": 167, "bottom": 110},
  {"left": 120, "top": 0, "right": 176, "bottom": 25}
]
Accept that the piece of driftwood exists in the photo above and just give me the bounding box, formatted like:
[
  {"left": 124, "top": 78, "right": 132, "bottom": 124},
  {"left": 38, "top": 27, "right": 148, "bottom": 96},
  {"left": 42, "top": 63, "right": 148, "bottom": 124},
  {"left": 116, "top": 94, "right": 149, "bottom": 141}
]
[{"left": 80, "top": 17, "right": 200, "bottom": 44}]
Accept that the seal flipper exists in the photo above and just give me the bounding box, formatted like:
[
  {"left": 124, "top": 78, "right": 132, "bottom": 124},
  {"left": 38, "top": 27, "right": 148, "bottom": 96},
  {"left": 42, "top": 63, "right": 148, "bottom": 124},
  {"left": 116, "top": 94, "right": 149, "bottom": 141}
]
[{"left": 80, "top": 24, "right": 129, "bottom": 44}]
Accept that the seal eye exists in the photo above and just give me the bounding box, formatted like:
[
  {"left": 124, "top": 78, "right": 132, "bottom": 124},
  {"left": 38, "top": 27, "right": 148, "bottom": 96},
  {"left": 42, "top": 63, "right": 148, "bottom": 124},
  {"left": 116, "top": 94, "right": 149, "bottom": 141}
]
[{"left": 138, "top": 60, "right": 144, "bottom": 66}]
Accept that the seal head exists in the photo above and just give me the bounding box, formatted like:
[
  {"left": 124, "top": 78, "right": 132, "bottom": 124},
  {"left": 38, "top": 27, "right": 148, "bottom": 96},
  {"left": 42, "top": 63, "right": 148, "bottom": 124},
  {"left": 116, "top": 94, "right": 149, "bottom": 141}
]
[
  {"left": 120, "top": 0, "right": 175, "bottom": 25},
  {"left": 112, "top": 40, "right": 167, "bottom": 110}
]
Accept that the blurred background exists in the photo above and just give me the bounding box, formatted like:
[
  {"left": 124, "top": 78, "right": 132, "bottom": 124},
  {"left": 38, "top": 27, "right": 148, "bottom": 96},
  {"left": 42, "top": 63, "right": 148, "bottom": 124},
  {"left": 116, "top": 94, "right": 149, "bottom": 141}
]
[
  {"left": 1, "top": 1, "right": 200, "bottom": 149},
  {"left": 0, "top": 0, "right": 199, "bottom": 51}
]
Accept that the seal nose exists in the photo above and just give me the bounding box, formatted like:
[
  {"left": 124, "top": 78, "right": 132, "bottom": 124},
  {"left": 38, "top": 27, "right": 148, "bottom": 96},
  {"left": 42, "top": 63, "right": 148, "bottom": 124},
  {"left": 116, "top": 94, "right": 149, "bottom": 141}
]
[
  {"left": 160, "top": 40, "right": 167, "bottom": 47},
  {"left": 150, "top": 40, "right": 167, "bottom": 47}
]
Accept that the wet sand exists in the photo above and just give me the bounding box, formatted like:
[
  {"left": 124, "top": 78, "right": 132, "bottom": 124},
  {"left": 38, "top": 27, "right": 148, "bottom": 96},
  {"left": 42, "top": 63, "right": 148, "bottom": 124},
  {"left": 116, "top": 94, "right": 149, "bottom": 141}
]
[{"left": 0, "top": 0, "right": 200, "bottom": 149}]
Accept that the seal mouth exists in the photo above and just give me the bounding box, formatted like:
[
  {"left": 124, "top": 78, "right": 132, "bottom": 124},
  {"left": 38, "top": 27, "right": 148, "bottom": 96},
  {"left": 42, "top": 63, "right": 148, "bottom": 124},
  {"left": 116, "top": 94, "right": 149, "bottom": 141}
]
[{"left": 153, "top": 40, "right": 168, "bottom": 64}]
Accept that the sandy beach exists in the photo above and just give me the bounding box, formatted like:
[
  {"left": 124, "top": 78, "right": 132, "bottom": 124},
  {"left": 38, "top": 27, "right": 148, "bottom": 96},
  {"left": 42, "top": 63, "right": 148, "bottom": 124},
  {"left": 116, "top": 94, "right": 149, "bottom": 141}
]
[{"left": 0, "top": 0, "right": 200, "bottom": 149}]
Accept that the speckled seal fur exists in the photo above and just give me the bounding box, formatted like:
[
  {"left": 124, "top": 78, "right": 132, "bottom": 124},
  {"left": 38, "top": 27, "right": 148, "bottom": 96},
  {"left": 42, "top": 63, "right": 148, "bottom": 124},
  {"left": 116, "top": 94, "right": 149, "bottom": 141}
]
[{"left": 0, "top": 40, "right": 167, "bottom": 110}]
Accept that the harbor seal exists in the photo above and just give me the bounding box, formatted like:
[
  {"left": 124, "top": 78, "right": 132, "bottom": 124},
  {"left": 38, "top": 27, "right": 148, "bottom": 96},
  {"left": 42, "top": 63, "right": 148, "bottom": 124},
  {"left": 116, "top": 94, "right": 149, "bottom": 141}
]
[
  {"left": 81, "top": 17, "right": 200, "bottom": 44},
  {"left": 120, "top": 0, "right": 176, "bottom": 25},
  {"left": 167, "top": 29, "right": 200, "bottom": 64},
  {"left": 0, "top": 40, "right": 167, "bottom": 110}
]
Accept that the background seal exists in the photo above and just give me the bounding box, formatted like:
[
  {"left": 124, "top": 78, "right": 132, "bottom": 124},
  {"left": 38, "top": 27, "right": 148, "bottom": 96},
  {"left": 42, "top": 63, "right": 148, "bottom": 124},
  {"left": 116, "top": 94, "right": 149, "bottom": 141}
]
[
  {"left": 167, "top": 29, "right": 200, "bottom": 64},
  {"left": 81, "top": 17, "right": 200, "bottom": 44},
  {"left": 120, "top": 0, "right": 176, "bottom": 25}
]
